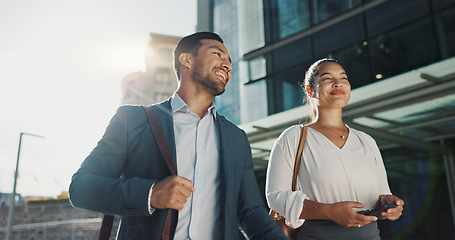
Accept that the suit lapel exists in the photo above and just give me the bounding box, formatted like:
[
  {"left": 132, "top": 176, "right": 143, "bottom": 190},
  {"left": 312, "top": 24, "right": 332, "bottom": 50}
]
[
  {"left": 216, "top": 113, "right": 233, "bottom": 188},
  {"left": 215, "top": 113, "right": 232, "bottom": 238}
]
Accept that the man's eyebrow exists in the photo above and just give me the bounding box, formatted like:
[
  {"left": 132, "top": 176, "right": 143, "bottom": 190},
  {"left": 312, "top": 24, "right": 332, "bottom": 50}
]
[
  {"left": 209, "top": 45, "right": 224, "bottom": 53},
  {"left": 209, "top": 46, "right": 232, "bottom": 63}
]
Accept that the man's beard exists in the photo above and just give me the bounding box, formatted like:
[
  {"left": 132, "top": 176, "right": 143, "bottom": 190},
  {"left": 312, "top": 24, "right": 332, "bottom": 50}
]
[{"left": 192, "top": 64, "right": 226, "bottom": 96}]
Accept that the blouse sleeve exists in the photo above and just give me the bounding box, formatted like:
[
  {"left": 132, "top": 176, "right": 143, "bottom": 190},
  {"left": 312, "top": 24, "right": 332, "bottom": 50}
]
[
  {"left": 361, "top": 131, "right": 392, "bottom": 196},
  {"left": 265, "top": 125, "right": 308, "bottom": 228}
]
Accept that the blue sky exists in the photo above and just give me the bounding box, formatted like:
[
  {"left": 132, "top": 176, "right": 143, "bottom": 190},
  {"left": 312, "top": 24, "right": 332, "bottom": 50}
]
[{"left": 0, "top": 0, "right": 196, "bottom": 197}]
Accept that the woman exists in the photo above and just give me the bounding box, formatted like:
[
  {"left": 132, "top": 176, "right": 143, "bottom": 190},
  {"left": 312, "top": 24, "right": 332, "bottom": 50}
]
[{"left": 266, "top": 58, "right": 404, "bottom": 239}]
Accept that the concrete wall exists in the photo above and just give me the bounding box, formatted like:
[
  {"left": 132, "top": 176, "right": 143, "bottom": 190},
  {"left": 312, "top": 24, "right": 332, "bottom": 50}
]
[{"left": 0, "top": 200, "right": 120, "bottom": 240}]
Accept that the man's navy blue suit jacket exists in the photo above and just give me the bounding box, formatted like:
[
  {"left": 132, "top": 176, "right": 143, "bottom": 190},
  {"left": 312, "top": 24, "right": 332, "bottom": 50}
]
[{"left": 69, "top": 100, "right": 287, "bottom": 239}]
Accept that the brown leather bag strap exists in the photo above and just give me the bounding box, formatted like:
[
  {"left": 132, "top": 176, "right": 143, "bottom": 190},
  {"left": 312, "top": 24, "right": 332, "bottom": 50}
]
[
  {"left": 142, "top": 106, "right": 177, "bottom": 175},
  {"left": 142, "top": 106, "right": 175, "bottom": 240},
  {"left": 292, "top": 126, "right": 307, "bottom": 191},
  {"left": 161, "top": 210, "right": 173, "bottom": 240},
  {"left": 99, "top": 214, "right": 114, "bottom": 240}
]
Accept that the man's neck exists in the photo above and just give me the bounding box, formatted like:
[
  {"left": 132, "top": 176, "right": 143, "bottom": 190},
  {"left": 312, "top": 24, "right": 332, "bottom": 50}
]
[{"left": 176, "top": 87, "right": 214, "bottom": 119}]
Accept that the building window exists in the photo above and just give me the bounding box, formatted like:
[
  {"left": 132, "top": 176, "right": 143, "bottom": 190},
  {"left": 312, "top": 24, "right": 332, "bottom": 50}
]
[
  {"left": 248, "top": 57, "right": 267, "bottom": 82},
  {"left": 272, "top": 37, "right": 312, "bottom": 72},
  {"left": 368, "top": 17, "right": 439, "bottom": 80},
  {"left": 313, "top": 14, "right": 365, "bottom": 57},
  {"left": 239, "top": 0, "right": 265, "bottom": 53},
  {"left": 365, "top": 0, "right": 430, "bottom": 38},
  {"left": 312, "top": 0, "right": 362, "bottom": 23},
  {"left": 272, "top": 0, "right": 310, "bottom": 39},
  {"left": 435, "top": 6, "right": 455, "bottom": 58},
  {"left": 155, "top": 68, "right": 170, "bottom": 83},
  {"left": 431, "top": 0, "right": 455, "bottom": 10},
  {"left": 159, "top": 48, "right": 172, "bottom": 57},
  {"left": 241, "top": 79, "right": 268, "bottom": 122},
  {"left": 273, "top": 66, "right": 307, "bottom": 112}
]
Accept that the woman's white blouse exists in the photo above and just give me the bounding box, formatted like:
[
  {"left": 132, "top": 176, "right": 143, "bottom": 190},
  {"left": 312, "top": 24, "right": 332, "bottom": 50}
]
[{"left": 265, "top": 125, "right": 392, "bottom": 228}]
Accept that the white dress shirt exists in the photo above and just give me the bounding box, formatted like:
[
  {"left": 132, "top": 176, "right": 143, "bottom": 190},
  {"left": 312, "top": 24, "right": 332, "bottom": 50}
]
[
  {"left": 149, "top": 92, "right": 222, "bottom": 240},
  {"left": 266, "top": 125, "right": 391, "bottom": 229}
]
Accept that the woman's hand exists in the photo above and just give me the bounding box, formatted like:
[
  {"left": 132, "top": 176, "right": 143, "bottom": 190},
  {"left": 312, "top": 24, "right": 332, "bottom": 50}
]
[
  {"left": 377, "top": 195, "right": 404, "bottom": 220},
  {"left": 326, "top": 201, "right": 377, "bottom": 228}
]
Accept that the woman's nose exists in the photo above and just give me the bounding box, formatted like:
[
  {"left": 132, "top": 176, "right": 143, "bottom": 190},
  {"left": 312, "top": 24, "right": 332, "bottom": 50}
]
[{"left": 333, "top": 79, "right": 343, "bottom": 87}]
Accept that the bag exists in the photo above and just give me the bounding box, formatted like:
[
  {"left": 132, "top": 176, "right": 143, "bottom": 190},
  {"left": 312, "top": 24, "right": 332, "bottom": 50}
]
[
  {"left": 270, "top": 209, "right": 294, "bottom": 238},
  {"left": 269, "top": 125, "right": 307, "bottom": 239}
]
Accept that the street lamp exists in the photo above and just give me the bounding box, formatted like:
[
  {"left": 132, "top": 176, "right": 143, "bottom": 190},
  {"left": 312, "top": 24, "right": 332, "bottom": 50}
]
[{"left": 5, "top": 132, "right": 45, "bottom": 240}]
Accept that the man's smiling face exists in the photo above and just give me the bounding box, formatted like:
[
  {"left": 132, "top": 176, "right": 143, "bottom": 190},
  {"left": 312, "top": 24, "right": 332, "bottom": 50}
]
[{"left": 190, "top": 39, "right": 232, "bottom": 96}]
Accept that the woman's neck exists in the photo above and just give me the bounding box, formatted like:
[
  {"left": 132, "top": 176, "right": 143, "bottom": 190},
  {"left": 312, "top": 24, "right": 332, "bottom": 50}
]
[{"left": 315, "top": 107, "right": 344, "bottom": 128}]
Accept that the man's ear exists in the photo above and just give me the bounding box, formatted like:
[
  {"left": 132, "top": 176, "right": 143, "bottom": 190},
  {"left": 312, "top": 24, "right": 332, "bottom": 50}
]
[{"left": 179, "top": 53, "right": 192, "bottom": 68}]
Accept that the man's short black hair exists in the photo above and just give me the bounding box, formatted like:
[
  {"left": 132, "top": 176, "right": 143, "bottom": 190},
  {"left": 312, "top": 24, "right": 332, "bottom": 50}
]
[{"left": 173, "top": 32, "right": 224, "bottom": 79}]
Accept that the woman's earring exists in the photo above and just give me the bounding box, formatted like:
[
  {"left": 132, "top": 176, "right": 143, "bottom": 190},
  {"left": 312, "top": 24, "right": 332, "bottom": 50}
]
[{"left": 306, "top": 86, "right": 312, "bottom": 96}]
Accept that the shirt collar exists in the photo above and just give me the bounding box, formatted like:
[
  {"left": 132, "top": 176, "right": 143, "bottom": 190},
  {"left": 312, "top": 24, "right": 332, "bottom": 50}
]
[{"left": 170, "top": 92, "right": 217, "bottom": 119}]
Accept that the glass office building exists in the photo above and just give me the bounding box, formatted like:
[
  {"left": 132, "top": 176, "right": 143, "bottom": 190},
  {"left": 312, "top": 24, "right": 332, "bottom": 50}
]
[{"left": 198, "top": 0, "right": 455, "bottom": 239}]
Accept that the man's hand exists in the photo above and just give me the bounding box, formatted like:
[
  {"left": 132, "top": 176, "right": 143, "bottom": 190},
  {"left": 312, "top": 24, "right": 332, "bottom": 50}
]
[
  {"left": 150, "top": 176, "right": 195, "bottom": 210},
  {"left": 327, "top": 201, "right": 378, "bottom": 228},
  {"left": 378, "top": 195, "right": 404, "bottom": 220}
]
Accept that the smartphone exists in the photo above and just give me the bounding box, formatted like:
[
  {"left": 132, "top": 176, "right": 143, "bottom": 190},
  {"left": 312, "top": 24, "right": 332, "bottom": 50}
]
[{"left": 358, "top": 203, "right": 398, "bottom": 216}]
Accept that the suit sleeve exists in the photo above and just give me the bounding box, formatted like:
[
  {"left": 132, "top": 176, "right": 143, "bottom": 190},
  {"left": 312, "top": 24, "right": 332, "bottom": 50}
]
[
  {"left": 236, "top": 130, "right": 289, "bottom": 240},
  {"left": 69, "top": 106, "right": 156, "bottom": 216}
]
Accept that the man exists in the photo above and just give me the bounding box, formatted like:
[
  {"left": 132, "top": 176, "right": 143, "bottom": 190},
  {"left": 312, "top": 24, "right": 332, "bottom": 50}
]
[{"left": 69, "top": 32, "right": 288, "bottom": 240}]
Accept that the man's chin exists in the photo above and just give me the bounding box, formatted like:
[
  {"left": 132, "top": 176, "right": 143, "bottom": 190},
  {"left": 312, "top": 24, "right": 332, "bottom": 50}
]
[
  {"left": 199, "top": 77, "right": 226, "bottom": 96},
  {"left": 210, "top": 87, "right": 225, "bottom": 96},
  {"left": 216, "top": 89, "right": 225, "bottom": 96}
]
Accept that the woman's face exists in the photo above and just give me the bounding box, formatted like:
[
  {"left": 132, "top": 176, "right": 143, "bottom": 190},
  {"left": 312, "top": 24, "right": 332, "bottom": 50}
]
[{"left": 310, "top": 62, "right": 351, "bottom": 109}]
